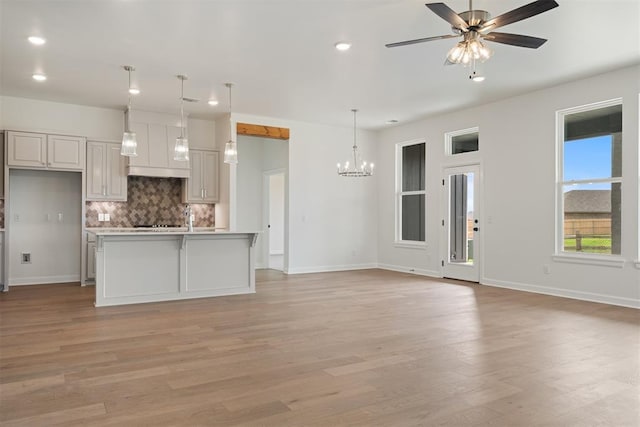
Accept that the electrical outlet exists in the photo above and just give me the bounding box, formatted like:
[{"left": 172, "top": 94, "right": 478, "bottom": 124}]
[
  {"left": 14, "top": 214, "right": 20, "bottom": 222},
  {"left": 21, "top": 253, "right": 31, "bottom": 264},
  {"left": 98, "top": 213, "right": 105, "bottom": 222},
  {"left": 543, "top": 264, "right": 551, "bottom": 274},
  {"left": 104, "top": 214, "right": 110, "bottom": 222}
]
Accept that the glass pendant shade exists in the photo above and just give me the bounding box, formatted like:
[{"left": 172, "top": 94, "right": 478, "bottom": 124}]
[
  {"left": 223, "top": 83, "right": 238, "bottom": 165},
  {"left": 121, "top": 66, "right": 138, "bottom": 157},
  {"left": 174, "top": 75, "right": 190, "bottom": 161},
  {"left": 121, "top": 131, "right": 138, "bottom": 156},
  {"left": 224, "top": 140, "right": 238, "bottom": 164},
  {"left": 174, "top": 136, "right": 189, "bottom": 161}
]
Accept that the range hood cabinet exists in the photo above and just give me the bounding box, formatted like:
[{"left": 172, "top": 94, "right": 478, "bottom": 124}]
[{"left": 125, "top": 109, "right": 191, "bottom": 179}]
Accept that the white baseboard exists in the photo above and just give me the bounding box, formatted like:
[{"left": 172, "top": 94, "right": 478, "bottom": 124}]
[
  {"left": 286, "top": 263, "right": 378, "bottom": 275},
  {"left": 481, "top": 278, "right": 639, "bottom": 309},
  {"left": 10, "top": 274, "right": 81, "bottom": 286},
  {"left": 377, "top": 263, "right": 442, "bottom": 278}
]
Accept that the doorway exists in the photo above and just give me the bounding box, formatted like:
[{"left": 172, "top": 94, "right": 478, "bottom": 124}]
[
  {"left": 442, "top": 164, "right": 481, "bottom": 282},
  {"left": 263, "top": 171, "right": 285, "bottom": 271}
]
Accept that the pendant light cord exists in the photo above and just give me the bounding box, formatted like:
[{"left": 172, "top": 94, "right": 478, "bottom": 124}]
[
  {"left": 180, "top": 77, "right": 185, "bottom": 138},
  {"left": 227, "top": 83, "right": 233, "bottom": 138},
  {"left": 352, "top": 109, "right": 358, "bottom": 167}
]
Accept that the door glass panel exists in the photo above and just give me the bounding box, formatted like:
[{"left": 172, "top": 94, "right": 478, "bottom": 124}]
[{"left": 449, "top": 172, "right": 474, "bottom": 264}]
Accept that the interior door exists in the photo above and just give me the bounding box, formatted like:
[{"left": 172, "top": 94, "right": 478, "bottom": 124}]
[{"left": 443, "top": 164, "right": 481, "bottom": 282}]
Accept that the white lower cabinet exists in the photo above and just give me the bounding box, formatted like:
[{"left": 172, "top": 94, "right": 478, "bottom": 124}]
[{"left": 87, "top": 234, "right": 96, "bottom": 280}]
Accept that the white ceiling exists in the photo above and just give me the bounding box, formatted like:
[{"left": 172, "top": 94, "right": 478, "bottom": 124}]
[{"left": 1, "top": 0, "right": 638, "bottom": 130}]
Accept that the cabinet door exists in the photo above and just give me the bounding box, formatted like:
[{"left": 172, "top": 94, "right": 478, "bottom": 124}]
[
  {"left": 47, "top": 135, "right": 85, "bottom": 170},
  {"left": 127, "top": 122, "right": 150, "bottom": 167},
  {"left": 86, "top": 142, "right": 106, "bottom": 200},
  {"left": 7, "top": 131, "right": 47, "bottom": 168},
  {"left": 87, "top": 241, "right": 97, "bottom": 279},
  {"left": 186, "top": 150, "right": 204, "bottom": 201},
  {"left": 202, "top": 151, "right": 219, "bottom": 202},
  {"left": 106, "top": 143, "right": 127, "bottom": 200}
]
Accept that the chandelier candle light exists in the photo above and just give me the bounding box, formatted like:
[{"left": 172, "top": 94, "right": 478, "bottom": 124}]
[
  {"left": 121, "top": 65, "right": 138, "bottom": 157},
  {"left": 223, "top": 83, "right": 238, "bottom": 164},
  {"left": 174, "top": 75, "right": 189, "bottom": 161},
  {"left": 337, "top": 109, "right": 373, "bottom": 177}
]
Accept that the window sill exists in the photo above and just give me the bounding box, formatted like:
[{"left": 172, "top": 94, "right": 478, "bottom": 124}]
[
  {"left": 552, "top": 253, "right": 626, "bottom": 268},
  {"left": 394, "top": 241, "right": 427, "bottom": 250}
]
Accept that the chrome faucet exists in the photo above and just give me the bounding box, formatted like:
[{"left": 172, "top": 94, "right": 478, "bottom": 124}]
[{"left": 184, "top": 204, "right": 194, "bottom": 232}]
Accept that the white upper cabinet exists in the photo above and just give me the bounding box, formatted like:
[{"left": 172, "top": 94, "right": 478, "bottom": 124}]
[
  {"left": 182, "top": 150, "right": 219, "bottom": 204},
  {"left": 86, "top": 141, "right": 127, "bottom": 201},
  {"left": 7, "top": 131, "right": 85, "bottom": 171},
  {"left": 126, "top": 119, "right": 190, "bottom": 178}
]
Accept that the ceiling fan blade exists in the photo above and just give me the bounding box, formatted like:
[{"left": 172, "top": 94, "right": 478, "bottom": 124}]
[
  {"left": 483, "top": 32, "right": 547, "bottom": 48},
  {"left": 480, "top": 0, "right": 558, "bottom": 32},
  {"left": 385, "top": 34, "right": 458, "bottom": 48},
  {"left": 426, "top": 3, "right": 469, "bottom": 31}
]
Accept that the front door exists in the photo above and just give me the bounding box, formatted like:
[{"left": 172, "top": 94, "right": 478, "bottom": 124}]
[{"left": 442, "top": 164, "right": 481, "bottom": 282}]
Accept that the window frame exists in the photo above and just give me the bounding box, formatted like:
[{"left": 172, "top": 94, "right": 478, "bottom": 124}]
[
  {"left": 395, "top": 139, "right": 427, "bottom": 248},
  {"left": 555, "top": 98, "right": 624, "bottom": 264},
  {"left": 445, "top": 127, "right": 479, "bottom": 156}
]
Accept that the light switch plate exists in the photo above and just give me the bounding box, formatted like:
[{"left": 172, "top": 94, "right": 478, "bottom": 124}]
[
  {"left": 98, "top": 213, "right": 105, "bottom": 221},
  {"left": 104, "top": 214, "right": 110, "bottom": 221}
]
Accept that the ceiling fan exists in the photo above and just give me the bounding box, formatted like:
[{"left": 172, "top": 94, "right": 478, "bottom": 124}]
[{"left": 386, "top": 0, "right": 559, "bottom": 67}]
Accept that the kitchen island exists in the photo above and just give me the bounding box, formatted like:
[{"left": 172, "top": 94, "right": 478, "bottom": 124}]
[{"left": 89, "top": 230, "right": 259, "bottom": 307}]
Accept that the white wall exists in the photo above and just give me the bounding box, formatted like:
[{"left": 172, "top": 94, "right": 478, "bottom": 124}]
[
  {"left": 229, "top": 113, "right": 379, "bottom": 274},
  {"left": 9, "top": 170, "right": 82, "bottom": 285},
  {"left": 377, "top": 65, "right": 640, "bottom": 308},
  {"left": 269, "top": 173, "right": 285, "bottom": 255}
]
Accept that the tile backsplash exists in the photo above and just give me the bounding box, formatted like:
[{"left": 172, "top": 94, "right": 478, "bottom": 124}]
[{"left": 86, "top": 176, "right": 214, "bottom": 228}]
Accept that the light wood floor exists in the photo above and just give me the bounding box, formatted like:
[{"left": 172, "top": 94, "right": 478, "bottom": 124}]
[{"left": 1, "top": 269, "right": 638, "bottom": 426}]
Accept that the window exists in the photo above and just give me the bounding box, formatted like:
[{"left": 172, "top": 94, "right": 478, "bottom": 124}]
[
  {"left": 558, "top": 100, "right": 622, "bottom": 255},
  {"left": 396, "top": 141, "right": 426, "bottom": 243},
  {"left": 446, "top": 127, "right": 479, "bottom": 155}
]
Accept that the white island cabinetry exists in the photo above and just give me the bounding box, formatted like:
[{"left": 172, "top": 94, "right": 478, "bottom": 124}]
[{"left": 91, "top": 230, "right": 258, "bottom": 307}]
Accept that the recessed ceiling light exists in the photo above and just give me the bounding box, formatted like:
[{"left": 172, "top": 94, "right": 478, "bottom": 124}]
[
  {"left": 32, "top": 73, "right": 47, "bottom": 82},
  {"left": 128, "top": 88, "right": 140, "bottom": 95},
  {"left": 28, "top": 36, "right": 46, "bottom": 45},
  {"left": 335, "top": 42, "right": 352, "bottom": 51},
  {"left": 385, "top": 119, "right": 399, "bottom": 125},
  {"left": 208, "top": 99, "right": 219, "bottom": 106}
]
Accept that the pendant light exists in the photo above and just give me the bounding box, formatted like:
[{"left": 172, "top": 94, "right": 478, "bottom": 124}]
[
  {"left": 174, "top": 75, "right": 189, "bottom": 161},
  {"left": 337, "top": 109, "right": 373, "bottom": 177},
  {"left": 121, "top": 65, "right": 138, "bottom": 157},
  {"left": 223, "top": 83, "right": 238, "bottom": 164}
]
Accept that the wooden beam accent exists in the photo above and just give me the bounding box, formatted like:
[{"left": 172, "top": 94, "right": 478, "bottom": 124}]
[{"left": 237, "top": 123, "right": 290, "bottom": 140}]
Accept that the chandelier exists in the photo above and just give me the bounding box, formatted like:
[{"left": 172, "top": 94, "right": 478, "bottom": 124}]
[{"left": 337, "top": 109, "right": 373, "bottom": 177}]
